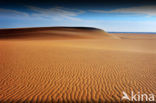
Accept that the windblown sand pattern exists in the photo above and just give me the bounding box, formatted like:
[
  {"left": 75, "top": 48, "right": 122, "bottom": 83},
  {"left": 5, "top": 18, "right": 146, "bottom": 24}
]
[{"left": 0, "top": 28, "right": 156, "bottom": 102}]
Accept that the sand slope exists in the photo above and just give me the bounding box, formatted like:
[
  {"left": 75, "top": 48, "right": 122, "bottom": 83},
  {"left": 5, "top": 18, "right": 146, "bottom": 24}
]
[
  {"left": 0, "top": 28, "right": 156, "bottom": 102},
  {"left": 0, "top": 27, "right": 108, "bottom": 39}
]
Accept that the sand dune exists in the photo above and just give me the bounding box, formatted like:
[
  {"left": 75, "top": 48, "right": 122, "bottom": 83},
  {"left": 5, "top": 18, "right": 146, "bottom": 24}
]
[
  {"left": 0, "top": 27, "right": 108, "bottom": 39},
  {"left": 0, "top": 27, "right": 156, "bottom": 102}
]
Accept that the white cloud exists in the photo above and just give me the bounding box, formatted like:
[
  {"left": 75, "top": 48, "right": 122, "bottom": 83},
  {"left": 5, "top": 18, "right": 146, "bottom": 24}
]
[
  {"left": 90, "top": 5, "right": 156, "bottom": 16},
  {"left": 0, "top": 8, "right": 29, "bottom": 17},
  {"left": 27, "top": 6, "right": 84, "bottom": 21}
]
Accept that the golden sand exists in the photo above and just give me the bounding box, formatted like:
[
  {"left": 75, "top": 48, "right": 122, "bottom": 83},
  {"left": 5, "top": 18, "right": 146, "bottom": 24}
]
[{"left": 0, "top": 28, "right": 156, "bottom": 102}]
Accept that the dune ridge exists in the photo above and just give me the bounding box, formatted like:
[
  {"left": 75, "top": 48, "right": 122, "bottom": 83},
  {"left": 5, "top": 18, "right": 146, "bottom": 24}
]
[{"left": 0, "top": 27, "right": 108, "bottom": 39}]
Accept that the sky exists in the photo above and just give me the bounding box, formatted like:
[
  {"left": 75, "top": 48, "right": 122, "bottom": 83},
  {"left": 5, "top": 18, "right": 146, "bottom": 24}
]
[{"left": 1, "top": 0, "right": 156, "bottom": 32}]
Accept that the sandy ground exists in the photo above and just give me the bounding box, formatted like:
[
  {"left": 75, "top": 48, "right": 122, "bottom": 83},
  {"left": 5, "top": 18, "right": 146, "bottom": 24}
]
[{"left": 0, "top": 28, "right": 156, "bottom": 102}]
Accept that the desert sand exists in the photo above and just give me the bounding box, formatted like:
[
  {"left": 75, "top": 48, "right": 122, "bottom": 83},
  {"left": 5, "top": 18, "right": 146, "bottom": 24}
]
[{"left": 0, "top": 27, "right": 156, "bottom": 102}]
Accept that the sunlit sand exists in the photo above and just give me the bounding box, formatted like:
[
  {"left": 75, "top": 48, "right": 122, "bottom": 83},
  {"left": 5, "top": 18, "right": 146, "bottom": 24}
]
[{"left": 0, "top": 27, "right": 156, "bottom": 102}]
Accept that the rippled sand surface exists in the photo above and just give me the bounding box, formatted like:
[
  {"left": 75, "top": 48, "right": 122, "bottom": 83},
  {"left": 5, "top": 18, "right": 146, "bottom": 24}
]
[{"left": 0, "top": 29, "right": 156, "bottom": 102}]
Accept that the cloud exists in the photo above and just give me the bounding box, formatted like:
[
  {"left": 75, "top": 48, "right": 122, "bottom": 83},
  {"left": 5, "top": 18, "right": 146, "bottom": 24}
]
[
  {"left": 90, "top": 5, "right": 156, "bottom": 16},
  {"left": 27, "top": 6, "right": 84, "bottom": 21},
  {"left": 0, "top": 8, "right": 29, "bottom": 17},
  {"left": 0, "top": 6, "right": 84, "bottom": 21}
]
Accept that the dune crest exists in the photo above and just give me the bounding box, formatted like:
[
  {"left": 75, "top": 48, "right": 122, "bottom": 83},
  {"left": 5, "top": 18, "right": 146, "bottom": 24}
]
[{"left": 0, "top": 27, "right": 109, "bottom": 39}]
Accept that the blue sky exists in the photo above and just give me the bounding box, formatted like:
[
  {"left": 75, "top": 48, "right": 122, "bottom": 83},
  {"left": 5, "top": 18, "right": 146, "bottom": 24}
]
[{"left": 1, "top": 5, "right": 156, "bottom": 32}]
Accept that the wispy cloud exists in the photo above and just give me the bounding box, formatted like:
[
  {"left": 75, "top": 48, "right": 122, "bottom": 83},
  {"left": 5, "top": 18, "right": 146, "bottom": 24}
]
[
  {"left": 0, "top": 6, "right": 84, "bottom": 21},
  {"left": 27, "top": 6, "right": 84, "bottom": 21},
  {"left": 0, "top": 8, "right": 29, "bottom": 17},
  {"left": 90, "top": 5, "right": 156, "bottom": 16}
]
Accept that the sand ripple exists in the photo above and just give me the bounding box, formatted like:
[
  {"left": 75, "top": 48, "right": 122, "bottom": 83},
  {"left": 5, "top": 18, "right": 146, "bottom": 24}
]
[{"left": 0, "top": 39, "right": 156, "bottom": 102}]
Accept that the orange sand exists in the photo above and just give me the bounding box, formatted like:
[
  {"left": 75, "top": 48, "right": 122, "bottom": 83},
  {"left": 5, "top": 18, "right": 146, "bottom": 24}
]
[{"left": 0, "top": 28, "right": 156, "bottom": 102}]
